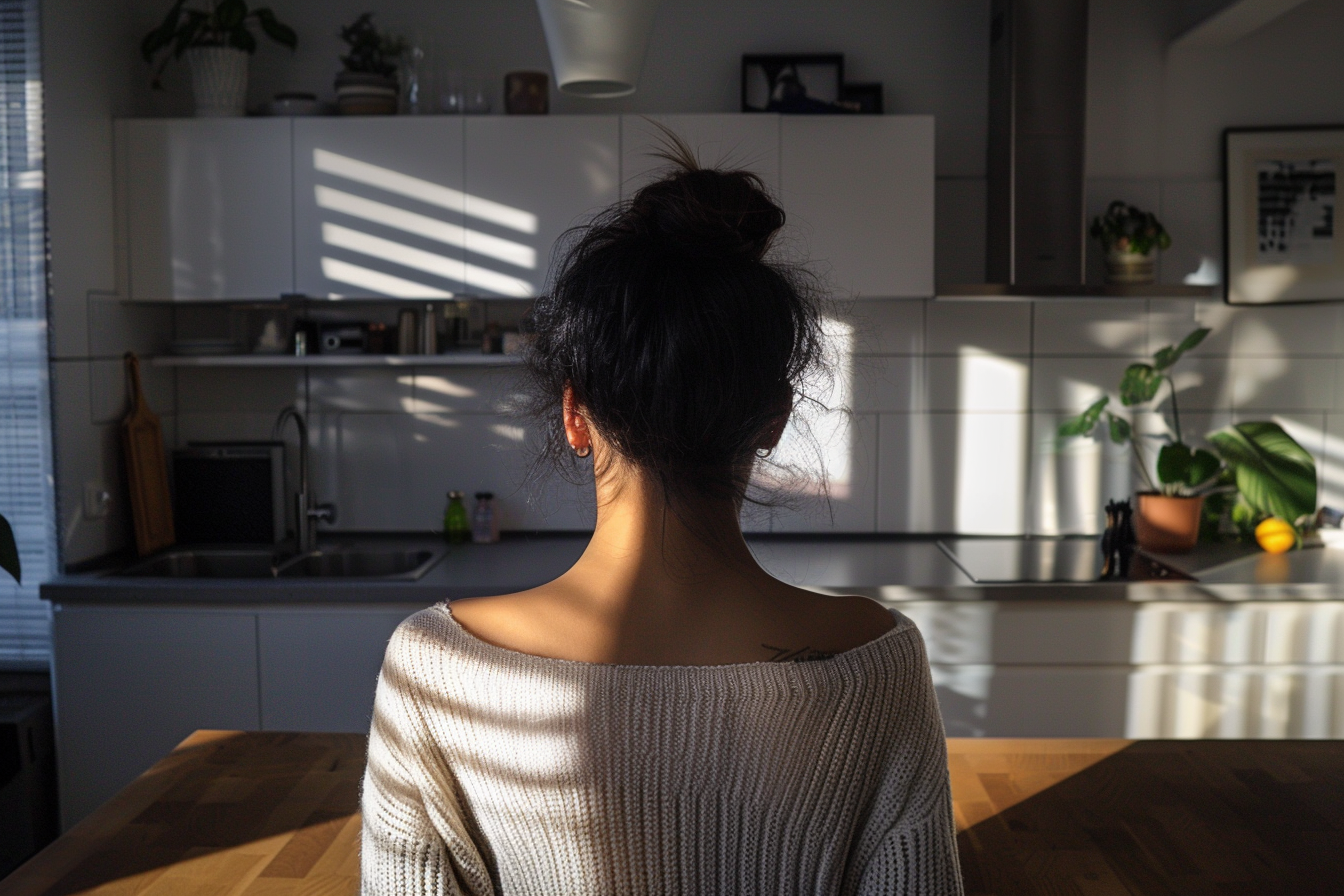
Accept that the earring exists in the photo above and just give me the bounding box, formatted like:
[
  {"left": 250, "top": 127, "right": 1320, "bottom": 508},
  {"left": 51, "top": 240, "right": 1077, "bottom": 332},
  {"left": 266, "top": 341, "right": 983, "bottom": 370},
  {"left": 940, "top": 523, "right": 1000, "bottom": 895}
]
[
  {"left": 755, "top": 447, "right": 771, "bottom": 458},
  {"left": 574, "top": 445, "right": 591, "bottom": 458}
]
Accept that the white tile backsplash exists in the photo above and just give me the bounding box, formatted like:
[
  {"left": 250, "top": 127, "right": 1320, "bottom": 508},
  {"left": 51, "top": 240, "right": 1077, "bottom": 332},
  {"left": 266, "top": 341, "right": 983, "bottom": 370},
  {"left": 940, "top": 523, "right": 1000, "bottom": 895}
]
[
  {"left": 927, "top": 355, "right": 1030, "bottom": 412},
  {"left": 850, "top": 355, "right": 922, "bottom": 413},
  {"left": 769, "top": 411, "right": 877, "bottom": 533},
  {"left": 412, "top": 368, "right": 526, "bottom": 415},
  {"left": 89, "top": 357, "right": 175, "bottom": 424},
  {"left": 176, "top": 368, "right": 301, "bottom": 414},
  {"left": 926, "top": 300, "right": 1031, "bottom": 356},
  {"left": 1230, "top": 304, "right": 1344, "bottom": 357},
  {"left": 1032, "top": 300, "right": 1147, "bottom": 356},
  {"left": 1322, "top": 415, "right": 1344, "bottom": 512},
  {"left": 843, "top": 299, "right": 923, "bottom": 356},
  {"left": 1147, "top": 299, "right": 1236, "bottom": 357},
  {"left": 1029, "top": 411, "right": 1134, "bottom": 535},
  {"left": 309, "top": 369, "right": 411, "bottom": 414},
  {"left": 1228, "top": 357, "right": 1334, "bottom": 411},
  {"left": 1031, "top": 356, "right": 1134, "bottom": 413}
]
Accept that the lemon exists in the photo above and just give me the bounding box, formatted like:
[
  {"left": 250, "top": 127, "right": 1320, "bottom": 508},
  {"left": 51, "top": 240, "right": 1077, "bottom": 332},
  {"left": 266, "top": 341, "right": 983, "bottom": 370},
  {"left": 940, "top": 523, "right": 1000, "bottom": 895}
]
[{"left": 1255, "top": 517, "right": 1297, "bottom": 554}]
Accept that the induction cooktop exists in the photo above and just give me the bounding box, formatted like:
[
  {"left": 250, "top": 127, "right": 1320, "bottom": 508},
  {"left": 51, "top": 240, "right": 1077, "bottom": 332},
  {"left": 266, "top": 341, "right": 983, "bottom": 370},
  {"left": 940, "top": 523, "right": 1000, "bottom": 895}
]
[{"left": 938, "top": 537, "right": 1195, "bottom": 584}]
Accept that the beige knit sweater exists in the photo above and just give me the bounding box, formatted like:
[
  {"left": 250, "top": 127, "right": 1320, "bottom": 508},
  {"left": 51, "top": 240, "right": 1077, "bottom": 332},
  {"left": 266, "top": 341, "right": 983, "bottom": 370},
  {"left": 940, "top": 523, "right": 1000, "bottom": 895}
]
[{"left": 361, "top": 603, "right": 963, "bottom": 896}]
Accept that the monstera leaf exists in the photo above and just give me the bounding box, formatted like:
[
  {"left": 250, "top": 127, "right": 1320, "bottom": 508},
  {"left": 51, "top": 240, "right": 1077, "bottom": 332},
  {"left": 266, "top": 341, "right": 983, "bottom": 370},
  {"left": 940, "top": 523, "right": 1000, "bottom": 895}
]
[
  {"left": 1058, "top": 396, "right": 1109, "bottom": 438},
  {"left": 1152, "top": 327, "right": 1210, "bottom": 372},
  {"left": 0, "top": 512, "right": 18, "bottom": 584},
  {"left": 1207, "top": 422, "right": 1317, "bottom": 523},
  {"left": 1119, "top": 363, "right": 1164, "bottom": 406},
  {"left": 1156, "top": 442, "right": 1221, "bottom": 490}
]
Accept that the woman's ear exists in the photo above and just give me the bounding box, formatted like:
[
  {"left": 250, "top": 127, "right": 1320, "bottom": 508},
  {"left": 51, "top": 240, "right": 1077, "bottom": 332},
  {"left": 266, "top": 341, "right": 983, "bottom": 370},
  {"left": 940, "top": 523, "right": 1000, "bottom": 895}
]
[
  {"left": 563, "top": 384, "right": 591, "bottom": 453},
  {"left": 757, "top": 395, "right": 793, "bottom": 452}
]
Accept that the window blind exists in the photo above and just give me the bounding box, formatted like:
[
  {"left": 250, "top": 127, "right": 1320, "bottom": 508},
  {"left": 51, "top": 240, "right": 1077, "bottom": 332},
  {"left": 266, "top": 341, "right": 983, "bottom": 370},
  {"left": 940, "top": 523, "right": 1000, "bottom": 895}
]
[{"left": 0, "top": 0, "right": 56, "bottom": 667}]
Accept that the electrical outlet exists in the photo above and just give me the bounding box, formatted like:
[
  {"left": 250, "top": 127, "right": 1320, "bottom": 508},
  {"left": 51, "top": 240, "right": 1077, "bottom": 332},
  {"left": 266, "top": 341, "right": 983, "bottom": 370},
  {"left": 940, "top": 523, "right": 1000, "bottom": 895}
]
[{"left": 83, "top": 482, "right": 111, "bottom": 520}]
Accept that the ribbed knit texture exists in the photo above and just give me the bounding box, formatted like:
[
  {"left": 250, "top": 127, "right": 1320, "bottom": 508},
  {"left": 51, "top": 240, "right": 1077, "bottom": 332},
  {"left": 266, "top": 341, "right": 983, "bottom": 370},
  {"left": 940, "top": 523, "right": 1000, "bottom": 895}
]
[{"left": 361, "top": 604, "right": 963, "bottom": 896}]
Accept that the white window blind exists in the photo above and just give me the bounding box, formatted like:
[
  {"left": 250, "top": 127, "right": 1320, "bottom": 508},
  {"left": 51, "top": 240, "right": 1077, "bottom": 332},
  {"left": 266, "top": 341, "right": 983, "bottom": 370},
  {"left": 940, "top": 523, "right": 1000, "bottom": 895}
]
[{"left": 0, "top": 0, "right": 55, "bottom": 667}]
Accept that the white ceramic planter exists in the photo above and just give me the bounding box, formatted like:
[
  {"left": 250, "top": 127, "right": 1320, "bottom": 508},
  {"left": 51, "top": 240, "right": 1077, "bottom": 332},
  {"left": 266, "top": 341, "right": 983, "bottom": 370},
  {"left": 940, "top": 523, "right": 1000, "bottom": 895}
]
[
  {"left": 1104, "top": 248, "right": 1156, "bottom": 285},
  {"left": 187, "top": 46, "right": 249, "bottom": 117},
  {"left": 534, "top": 0, "right": 660, "bottom": 98}
]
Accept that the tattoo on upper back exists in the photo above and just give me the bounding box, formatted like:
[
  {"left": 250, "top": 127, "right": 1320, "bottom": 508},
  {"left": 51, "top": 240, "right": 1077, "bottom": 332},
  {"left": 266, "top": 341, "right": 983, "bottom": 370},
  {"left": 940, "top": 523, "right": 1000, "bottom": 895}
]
[{"left": 762, "top": 643, "right": 835, "bottom": 663}]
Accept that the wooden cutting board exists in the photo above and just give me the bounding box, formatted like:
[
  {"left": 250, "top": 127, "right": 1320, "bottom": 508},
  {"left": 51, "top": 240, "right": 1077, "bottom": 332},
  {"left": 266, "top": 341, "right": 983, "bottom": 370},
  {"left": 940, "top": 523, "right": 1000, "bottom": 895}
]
[{"left": 122, "top": 352, "right": 174, "bottom": 556}]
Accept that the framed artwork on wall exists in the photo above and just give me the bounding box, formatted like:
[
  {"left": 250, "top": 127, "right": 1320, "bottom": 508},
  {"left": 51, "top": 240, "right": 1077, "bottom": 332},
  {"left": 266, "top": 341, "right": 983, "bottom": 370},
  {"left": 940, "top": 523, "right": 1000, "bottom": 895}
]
[
  {"left": 1224, "top": 126, "right": 1344, "bottom": 304},
  {"left": 741, "top": 54, "right": 844, "bottom": 114}
]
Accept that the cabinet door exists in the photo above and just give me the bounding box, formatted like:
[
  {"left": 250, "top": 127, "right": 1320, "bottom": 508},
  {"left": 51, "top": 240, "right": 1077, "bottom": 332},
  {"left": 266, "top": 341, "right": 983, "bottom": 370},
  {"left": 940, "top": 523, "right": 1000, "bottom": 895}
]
[
  {"left": 124, "top": 118, "right": 293, "bottom": 300},
  {"left": 258, "top": 608, "right": 416, "bottom": 732},
  {"left": 621, "top": 114, "right": 780, "bottom": 198},
  {"left": 293, "top": 118, "right": 466, "bottom": 300},
  {"left": 464, "top": 116, "right": 620, "bottom": 297},
  {"left": 781, "top": 116, "right": 935, "bottom": 298},
  {"left": 50, "top": 605, "right": 259, "bottom": 828}
]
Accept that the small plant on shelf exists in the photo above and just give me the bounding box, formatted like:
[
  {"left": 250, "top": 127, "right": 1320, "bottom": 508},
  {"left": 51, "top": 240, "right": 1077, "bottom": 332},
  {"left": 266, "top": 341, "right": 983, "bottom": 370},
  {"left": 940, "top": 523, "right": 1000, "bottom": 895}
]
[
  {"left": 1090, "top": 200, "right": 1172, "bottom": 285},
  {"left": 141, "top": 1, "right": 297, "bottom": 103},
  {"left": 334, "top": 12, "right": 407, "bottom": 115}
]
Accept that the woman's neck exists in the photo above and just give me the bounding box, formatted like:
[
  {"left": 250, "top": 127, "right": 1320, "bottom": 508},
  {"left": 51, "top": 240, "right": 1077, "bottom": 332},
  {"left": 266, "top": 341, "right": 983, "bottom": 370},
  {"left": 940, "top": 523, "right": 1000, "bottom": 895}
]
[{"left": 561, "top": 475, "right": 769, "bottom": 619}]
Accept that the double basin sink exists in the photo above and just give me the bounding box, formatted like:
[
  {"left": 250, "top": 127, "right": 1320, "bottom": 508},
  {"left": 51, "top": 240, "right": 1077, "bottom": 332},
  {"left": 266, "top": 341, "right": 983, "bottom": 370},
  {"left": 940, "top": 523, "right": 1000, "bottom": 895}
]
[{"left": 116, "top": 545, "right": 445, "bottom": 581}]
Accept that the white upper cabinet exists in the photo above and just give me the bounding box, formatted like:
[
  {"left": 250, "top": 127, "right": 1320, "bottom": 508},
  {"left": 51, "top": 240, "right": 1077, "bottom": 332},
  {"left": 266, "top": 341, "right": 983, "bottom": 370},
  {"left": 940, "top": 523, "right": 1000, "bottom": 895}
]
[
  {"left": 781, "top": 116, "right": 935, "bottom": 299},
  {"left": 123, "top": 119, "right": 294, "bottom": 300},
  {"left": 293, "top": 118, "right": 466, "bottom": 300},
  {"left": 621, "top": 114, "right": 781, "bottom": 198},
  {"left": 463, "top": 116, "right": 620, "bottom": 297}
]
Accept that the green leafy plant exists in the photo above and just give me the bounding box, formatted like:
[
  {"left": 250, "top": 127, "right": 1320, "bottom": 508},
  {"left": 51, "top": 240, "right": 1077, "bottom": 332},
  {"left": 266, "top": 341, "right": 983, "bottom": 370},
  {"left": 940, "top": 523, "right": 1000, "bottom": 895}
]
[
  {"left": 1208, "top": 421, "right": 1317, "bottom": 528},
  {"left": 1090, "top": 200, "right": 1172, "bottom": 257},
  {"left": 0, "top": 512, "right": 19, "bottom": 584},
  {"left": 1058, "top": 327, "right": 1220, "bottom": 496},
  {"left": 141, "top": 0, "right": 298, "bottom": 89},
  {"left": 338, "top": 13, "right": 408, "bottom": 77}
]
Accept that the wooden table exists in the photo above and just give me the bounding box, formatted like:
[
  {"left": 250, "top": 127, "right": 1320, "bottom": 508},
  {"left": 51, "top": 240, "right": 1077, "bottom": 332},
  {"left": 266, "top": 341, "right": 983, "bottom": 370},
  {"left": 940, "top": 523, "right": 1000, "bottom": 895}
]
[{"left": 2, "top": 733, "right": 1340, "bottom": 895}]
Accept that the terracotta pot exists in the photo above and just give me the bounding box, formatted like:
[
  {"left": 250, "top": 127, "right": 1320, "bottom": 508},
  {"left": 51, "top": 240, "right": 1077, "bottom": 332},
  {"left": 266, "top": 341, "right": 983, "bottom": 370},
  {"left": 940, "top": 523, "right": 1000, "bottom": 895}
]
[
  {"left": 1134, "top": 492, "right": 1204, "bottom": 553},
  {"left": 1105, "top": 248, "right": 1155, "bottom": 285},
  {"left": 335, "top": 71, "right": 399, "bottom": 115}
]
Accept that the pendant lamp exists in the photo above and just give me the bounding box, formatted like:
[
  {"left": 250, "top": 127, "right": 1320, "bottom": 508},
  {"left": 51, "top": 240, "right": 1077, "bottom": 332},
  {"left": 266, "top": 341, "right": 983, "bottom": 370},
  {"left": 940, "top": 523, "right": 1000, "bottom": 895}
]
[{"left": 535, "top": 0, "right": 660, "bottom": 98}]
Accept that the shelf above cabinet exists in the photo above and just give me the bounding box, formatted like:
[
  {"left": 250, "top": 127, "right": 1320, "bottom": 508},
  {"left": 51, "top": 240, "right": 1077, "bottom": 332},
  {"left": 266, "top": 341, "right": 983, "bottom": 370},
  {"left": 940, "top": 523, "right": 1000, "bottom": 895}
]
[
  {"left": 150, "top": 352, "right": 522, "bottom": 368},
  {"left": 936, "top": 283, "right": 1218, "bottom": 301}
]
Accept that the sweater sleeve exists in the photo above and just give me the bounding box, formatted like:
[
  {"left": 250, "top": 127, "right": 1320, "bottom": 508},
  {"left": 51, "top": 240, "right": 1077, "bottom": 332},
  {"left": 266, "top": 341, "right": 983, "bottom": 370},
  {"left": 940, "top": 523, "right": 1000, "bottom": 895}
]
[
  {"left": 852, "top": 772, "right": 962, "bottom": 896},
  {"left": 361, "top": 616, "right": 495, "bottom": 896}
]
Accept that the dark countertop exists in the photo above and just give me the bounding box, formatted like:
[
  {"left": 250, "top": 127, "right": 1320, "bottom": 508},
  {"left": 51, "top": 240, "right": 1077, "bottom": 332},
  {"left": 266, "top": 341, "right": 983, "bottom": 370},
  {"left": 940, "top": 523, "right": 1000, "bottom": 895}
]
[{"left": 40, "top": 532, "right": 1344, "bottom": 605}]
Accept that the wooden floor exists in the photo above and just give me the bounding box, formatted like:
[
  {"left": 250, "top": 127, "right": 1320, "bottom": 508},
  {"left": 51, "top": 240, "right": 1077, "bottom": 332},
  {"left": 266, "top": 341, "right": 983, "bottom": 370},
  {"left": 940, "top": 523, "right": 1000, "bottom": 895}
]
[{"left": 1, "top": 732, "right": 1341, "bottom": 895}]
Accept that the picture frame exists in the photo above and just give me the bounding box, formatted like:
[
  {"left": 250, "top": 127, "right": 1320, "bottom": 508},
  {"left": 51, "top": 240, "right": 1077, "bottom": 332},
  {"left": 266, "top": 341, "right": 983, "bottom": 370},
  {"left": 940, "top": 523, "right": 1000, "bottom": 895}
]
[
  {"left": 838, "top": 82, "right": 883, "bottom": 115},
  {"left": 741, "top": 54, "right": 844, "bottom": 114},
  {"left": 1224, "top": 126, "right": 1344, "bottom": 305}
]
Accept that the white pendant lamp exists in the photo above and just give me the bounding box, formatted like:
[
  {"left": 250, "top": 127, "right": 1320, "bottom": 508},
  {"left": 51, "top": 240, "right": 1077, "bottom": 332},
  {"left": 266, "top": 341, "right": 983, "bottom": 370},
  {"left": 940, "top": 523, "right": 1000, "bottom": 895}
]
[{"left": 535, "top": 0, "right": 661, "bottom": 98}]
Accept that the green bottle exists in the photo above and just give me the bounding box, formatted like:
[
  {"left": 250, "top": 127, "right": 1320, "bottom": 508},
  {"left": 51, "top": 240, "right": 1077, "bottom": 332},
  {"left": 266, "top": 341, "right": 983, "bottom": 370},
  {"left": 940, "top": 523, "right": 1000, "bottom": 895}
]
[{"left": 443, "top": 491, "right": 470, "bottom": 544}]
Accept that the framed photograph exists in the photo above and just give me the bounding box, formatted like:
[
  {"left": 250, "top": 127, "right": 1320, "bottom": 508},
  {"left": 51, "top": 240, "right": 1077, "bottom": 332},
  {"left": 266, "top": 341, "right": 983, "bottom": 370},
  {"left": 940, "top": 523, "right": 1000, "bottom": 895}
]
[
  {"left": 1225, "top": 126, "right": 1344, "bottom": 304},
  {"left": 741, "top": 54, "right": 844, "bottom": 114}
]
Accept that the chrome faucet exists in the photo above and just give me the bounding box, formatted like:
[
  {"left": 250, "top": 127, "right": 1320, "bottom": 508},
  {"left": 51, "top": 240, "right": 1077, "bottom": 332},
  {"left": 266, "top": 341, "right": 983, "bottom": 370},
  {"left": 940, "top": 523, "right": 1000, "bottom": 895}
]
[{"left": 272, "top": 406, "right": 336, "bottom": 553}]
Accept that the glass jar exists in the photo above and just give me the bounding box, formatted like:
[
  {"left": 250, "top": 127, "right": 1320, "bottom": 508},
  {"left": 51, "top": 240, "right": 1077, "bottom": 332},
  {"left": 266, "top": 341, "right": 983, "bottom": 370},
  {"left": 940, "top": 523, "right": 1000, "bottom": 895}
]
[{"left": 471, "top": 492, "right": 499, "bottom": 544}]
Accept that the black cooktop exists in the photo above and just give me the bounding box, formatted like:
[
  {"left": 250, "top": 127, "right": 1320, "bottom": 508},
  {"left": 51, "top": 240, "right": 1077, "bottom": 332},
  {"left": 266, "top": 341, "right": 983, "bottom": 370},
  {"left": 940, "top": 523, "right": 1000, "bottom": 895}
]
[{"left": 938, "top": 537, "right": 1195, "bottom": 584}]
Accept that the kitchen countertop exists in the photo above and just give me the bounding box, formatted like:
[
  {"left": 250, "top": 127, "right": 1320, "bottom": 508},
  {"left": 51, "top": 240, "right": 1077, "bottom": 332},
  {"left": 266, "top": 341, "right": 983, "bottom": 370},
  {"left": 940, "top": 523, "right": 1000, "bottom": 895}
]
[
  {"left": 4, "top": 730, "right": 1339, "bottom": 896},
  {"left": 40, "top": 532, "right": 1344, "bottom": 605}
]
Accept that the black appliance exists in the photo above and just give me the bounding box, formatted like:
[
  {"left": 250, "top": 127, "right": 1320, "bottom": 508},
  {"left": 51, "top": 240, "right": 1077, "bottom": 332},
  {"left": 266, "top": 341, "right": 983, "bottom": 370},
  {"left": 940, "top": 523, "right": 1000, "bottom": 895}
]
[{"left": 173, "top": 442, "right": 286, "bottom": 544}]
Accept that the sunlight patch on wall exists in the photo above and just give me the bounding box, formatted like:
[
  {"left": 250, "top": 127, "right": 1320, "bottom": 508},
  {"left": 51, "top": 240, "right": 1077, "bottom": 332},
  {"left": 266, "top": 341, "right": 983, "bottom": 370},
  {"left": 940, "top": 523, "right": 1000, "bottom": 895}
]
[
  {"left": 314, "top": 149, "right": 538, "bottom": 234},
  {"left": 321, "top": 224, "right": 534, "bottom": 297},
  {"left": 316, "top": 186, "right": 537, "bottom": 269},
  {"left": 955, "top": 349, "right": 1027, "bottom": 533}
]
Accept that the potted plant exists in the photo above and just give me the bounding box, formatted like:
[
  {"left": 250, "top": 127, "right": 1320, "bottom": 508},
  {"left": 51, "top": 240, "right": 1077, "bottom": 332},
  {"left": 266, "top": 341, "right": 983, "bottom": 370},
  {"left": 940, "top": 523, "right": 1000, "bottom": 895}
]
[
  {"left": 335, "top": 13, "right": 407, "bottom": 115},
  {"left": 1207, "top": 420, "right": 1318, "bottom": 546},
  {"left": 141, "top": 0, "right": 297, "bottom": 117},
  {"left": 1059, "top": 328, "right": 1222, "bottom": 553},
  {"left": 0, "top": 511, "right": 18, "bottom": 584},
  {"left": 1090, "top": 200, "right": 1172, "bottom": 285}
]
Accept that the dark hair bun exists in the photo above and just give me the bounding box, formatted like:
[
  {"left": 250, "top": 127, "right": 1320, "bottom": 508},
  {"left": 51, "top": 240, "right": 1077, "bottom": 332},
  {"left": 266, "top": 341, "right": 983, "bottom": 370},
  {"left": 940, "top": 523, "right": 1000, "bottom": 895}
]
[
  {"left": 524, "top": 148, "right": 824, "bottom": 519},
  {"left": 628, "top": 168, "right": 785, "bottom": 261}
]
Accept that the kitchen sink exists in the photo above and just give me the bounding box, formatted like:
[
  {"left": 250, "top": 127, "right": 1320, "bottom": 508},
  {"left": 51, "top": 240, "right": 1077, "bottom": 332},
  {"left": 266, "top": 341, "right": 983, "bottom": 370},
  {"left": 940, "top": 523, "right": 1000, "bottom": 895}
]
[
  {"left": 118, "top": 548, "right": 283, "bottom": 578},
  {"left": 274, "top": 548, "right": 442, "bottom": 580},
  {"left": 116, "top": 545, "right": 445, "bottom": 581}
]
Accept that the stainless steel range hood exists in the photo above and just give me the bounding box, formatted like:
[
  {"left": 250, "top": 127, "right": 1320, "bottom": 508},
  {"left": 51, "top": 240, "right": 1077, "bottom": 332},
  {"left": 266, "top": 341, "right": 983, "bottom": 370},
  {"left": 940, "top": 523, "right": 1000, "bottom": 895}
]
[
  {"left": 942, "top": 0, "right": 1213, "bottom": 300},
  {"left": 985, "top": 0, "right": 1089, "bottom": 288}
]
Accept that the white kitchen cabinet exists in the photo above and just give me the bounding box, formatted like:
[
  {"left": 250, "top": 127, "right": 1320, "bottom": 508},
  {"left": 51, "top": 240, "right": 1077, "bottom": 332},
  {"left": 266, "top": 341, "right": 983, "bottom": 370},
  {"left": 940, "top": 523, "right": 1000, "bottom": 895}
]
[
  {"left": 463, "top": 116, "right": 620, "bottom": 297},
  {"left": 293, "top": 118, "right": 466, "bottom": 300},
  {"left": 258, "top": 607, "right": 415, "bottom": 732},
  {"left": 50, "top": 605, "right": 260, "bottom": 828},
  {"left": 781, "top": 116, "right": 935, "bottom": 298},
  {"left": 122, "top": 118, "right": 293, "bottom": 300},
  {"left": 621, "top": 114, "right": 781, "bottom": 198}
]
